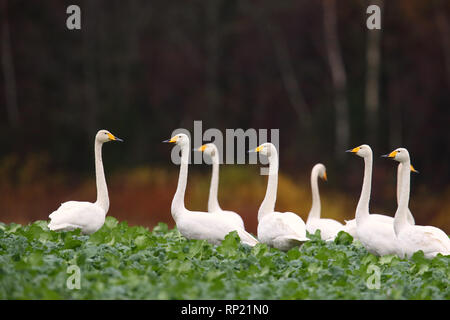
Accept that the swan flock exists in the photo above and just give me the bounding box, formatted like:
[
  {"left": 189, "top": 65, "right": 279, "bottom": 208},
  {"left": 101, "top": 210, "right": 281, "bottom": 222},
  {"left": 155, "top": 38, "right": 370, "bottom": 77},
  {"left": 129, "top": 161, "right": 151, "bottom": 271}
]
[{"left": 47, "top": 130, "right": 449, "bottom": 259}]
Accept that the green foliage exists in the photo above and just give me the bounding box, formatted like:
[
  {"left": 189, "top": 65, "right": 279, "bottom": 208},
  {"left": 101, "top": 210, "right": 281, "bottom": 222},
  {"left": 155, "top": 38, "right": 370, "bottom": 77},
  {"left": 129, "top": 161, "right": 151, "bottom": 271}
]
[{"left": 0, "top": 217, "right": 449, "bottom": 299}]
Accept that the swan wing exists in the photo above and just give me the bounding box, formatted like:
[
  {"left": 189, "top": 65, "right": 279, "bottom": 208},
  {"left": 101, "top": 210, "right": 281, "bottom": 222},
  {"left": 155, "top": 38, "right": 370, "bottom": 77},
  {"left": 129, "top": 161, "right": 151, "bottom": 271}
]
[
  {"left": 281, "top": 212, "right": 308, "bottom": 238},
  {"left": 176, "top": 211, "right": 257, "bottom": 246},
  {"left": 218, "top": 210, "right": 245, "bottom": 229},
  {"left": 356, "top": 217, "right": 399, "bottom": 256},
  {"left": 401, "top": 225, "right": 450, "bottom": 257},
  {"left": 48, "top": 201, "right": 105, "bottom": 234},
  {"left": 258, "top": 212, "right": 309, "bottom": 246},
  {"left": 306, "top": 218, "right": 345, "bottom": 240},
  {"left": 272, "top": 235, "right": 308, "bottom": 251},
  {"left": 49, "top": 201, "right": 83, "bottom": 218}
]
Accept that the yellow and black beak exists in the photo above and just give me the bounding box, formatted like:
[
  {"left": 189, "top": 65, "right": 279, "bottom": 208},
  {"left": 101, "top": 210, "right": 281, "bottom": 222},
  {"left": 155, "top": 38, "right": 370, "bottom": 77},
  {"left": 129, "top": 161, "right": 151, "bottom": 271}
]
[
  {"left": 381, "top": 150, "right": 397, "bottom": 159},
  {"left": 322, "top": 171, "right": 328, "bottom": 181},
  {"left": 345, "top": 146, "right": 360, "bottom": 153},
  {"left": 108, "top": 133, "right": 123, "bottom": 142},
  {"left": 248, "top": 145, "right": 263, "bottom": 153},
  {"left": 162, "top": 136, "right": 177, "bottom": 144},
  {"left": 410, "top": 165, "right": 419, "bottom": 173},
  {"left": 197, "top": 145, "right": 207, "bottom": 152}
]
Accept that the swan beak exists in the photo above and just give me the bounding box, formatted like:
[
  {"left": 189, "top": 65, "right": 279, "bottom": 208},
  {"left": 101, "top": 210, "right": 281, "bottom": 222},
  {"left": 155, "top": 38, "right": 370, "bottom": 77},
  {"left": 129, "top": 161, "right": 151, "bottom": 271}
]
[
  {"left": 197, "top": 145, "right": 207, "bottom": 152},
  {"left": 108, "top": 133, "right": 123, "bottom": 142},
  {"left": 323, "top": 171, "right": 327, "bottom": 181},
  {"left": 249, "top": 145, "right": 263, "bottom": 153},
  {"left": 410, "top": 165, "right": 419, "bottom": 173},
  {"left": 387, "top": 151, "right": 398, "bottom": 158},
  {"left": 345, "top": 147, "right": 360, "bottom": 153},
  {"left": 162, "top": 137, "right": 177, "bottom": 143}
]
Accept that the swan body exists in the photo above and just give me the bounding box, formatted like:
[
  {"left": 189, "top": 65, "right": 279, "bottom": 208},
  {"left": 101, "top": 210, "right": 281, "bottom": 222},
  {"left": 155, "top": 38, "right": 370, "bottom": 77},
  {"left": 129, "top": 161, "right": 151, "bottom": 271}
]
[
  {"left": 305, "top": 164, "right": 345, "bottom": 240},
  {"left": 345, "top": 144, "right": 400, "bottom": 256},
  {"left": 385, "top": 148, "right": 450, "bottom": 259},
  {"left": 48, "top": 130, "right": 123, "bottom": 234},
  {"left": 164, "top": 134, "right": 258, "bottom": 246},
  {"left": 197, "top": 143, "right": 245, "bottom": 229},
  {"left": 252, "top": 143, "right": 309, "bottom": 251}
]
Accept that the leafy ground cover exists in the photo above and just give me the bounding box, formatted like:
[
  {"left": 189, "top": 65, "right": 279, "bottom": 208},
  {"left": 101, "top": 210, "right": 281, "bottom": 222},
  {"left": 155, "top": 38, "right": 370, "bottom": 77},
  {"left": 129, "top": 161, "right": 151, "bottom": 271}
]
[{"left": 0, "top": 217, "right": 449, "bottom": 299}]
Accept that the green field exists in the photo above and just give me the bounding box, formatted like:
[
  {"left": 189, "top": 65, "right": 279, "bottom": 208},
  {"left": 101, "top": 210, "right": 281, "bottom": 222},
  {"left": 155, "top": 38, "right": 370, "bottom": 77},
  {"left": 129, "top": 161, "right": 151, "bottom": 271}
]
[{"left": 0, "top": 217, "right": 449, "bottom": 299}]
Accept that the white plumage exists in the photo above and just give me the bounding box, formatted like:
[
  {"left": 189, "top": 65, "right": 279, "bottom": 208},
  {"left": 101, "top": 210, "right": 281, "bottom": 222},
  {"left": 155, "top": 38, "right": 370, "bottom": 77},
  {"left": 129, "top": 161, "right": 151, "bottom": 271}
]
[
  {"left": 385, "top": 148, "right": 450, "bottom": 259},
  {"left": 252, "top": 143, "right": 309, "bottom": 251},
  {"left": 305, "top": 163, "right": 345, "bottom": 240},
  {"left": 164, "top": 134, "right": 258, "bottom": 247},
  {"left": 48, "top": 129, "right": 123, "bottom": 234},
  {"left": 197, "top": 143, "right": 245, "bottom": 229},
  {"left": 344, "top": 145, "right": 400, "bottom": 256}
]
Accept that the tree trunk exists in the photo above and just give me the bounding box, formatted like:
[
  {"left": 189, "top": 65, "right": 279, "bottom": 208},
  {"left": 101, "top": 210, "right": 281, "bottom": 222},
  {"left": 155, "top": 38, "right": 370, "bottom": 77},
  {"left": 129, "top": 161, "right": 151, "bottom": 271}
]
[
  {"left": 205, "top": 0, "right": 221, "bottom": 123},
  {"left": 365, "top": 0, "right": 383, "bottom": 147},
  {"left": 82, "top": 0, "right": 98, "bottom": 136},
  {"left": 322, "top": 0, "right": 349, "bottom": 161},
  {"left": 1, "top": 0, "right": 20, "bottom": 128},
  {"left": 244, "top": 1, "right": 311, "bottom": 131},
  {"left": 434, "top": 1, "right": 450, "bottom": 90}
]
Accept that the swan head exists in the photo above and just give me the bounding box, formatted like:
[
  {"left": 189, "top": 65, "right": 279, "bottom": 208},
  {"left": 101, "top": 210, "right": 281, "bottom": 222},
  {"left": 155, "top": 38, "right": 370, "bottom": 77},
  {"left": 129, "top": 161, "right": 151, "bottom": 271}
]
[
  {"left": 197, "top": 143, "right": 218, "bottom": 158},
  {"left": 250, "top": 142, "right": 276, "bottom": 157},
  {"left": 346, "top": 144, "right": 372, "bottom": 158},
  {"left": 313, "top": 163, "right": 327, "bottom": 181},
  {"left": 163, "top": 133, "right": 190, "bottom": 147},
  {"left": 383, "top": 147, "right": 410, "bottom": 163},
  {"left": 96, "top": 130, "right": 123, "bottom": 143}
]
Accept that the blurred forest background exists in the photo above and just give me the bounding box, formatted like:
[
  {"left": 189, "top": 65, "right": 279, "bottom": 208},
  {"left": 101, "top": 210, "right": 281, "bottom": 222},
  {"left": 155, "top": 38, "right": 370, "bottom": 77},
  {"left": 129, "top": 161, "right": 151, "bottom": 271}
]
[{"left": 0, "top": 0, "right": 449, "bottom": 234}]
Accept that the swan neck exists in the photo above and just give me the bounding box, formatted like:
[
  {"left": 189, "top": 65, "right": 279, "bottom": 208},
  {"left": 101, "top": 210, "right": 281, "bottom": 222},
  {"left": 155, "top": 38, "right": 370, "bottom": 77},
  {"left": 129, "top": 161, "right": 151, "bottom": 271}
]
[
  {"left": 394, "top": 159, "right": 410, "bottom": 234},
  {"left": 396, "top": 163, "right": 402, "bottom": 205},
  {"left": 307, "top": 168, "right": 321, "bottom": 222},
  {"left": 258, "top": 151, "right": 278, "bottom": 221},
  {"left": 356, "top": 153, "right": 372, "bottom": 224},
  {"left": 94, "top": 140, "right": 109, "bottom": 213},
  {"left": 208, "top": 155, "right": 221, "bottom": 212},
  {"left": 171, "top": 144, "right": 189, "bottom": 219}
]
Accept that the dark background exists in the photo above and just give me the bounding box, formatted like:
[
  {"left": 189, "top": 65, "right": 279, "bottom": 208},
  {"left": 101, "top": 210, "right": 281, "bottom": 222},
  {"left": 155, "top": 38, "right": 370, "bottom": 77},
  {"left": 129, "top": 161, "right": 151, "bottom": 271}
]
[{"left": 0, "top": 0, "right": 449, "bottom": 233}]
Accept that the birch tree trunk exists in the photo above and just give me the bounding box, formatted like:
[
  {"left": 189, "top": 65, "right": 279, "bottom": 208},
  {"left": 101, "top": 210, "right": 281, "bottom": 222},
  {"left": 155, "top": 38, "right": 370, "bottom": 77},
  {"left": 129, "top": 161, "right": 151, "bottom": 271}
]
[
  {"left": 365, "top": 0, "right": 383, "bottom": 148},
  {"left": 322, "top": 0, "right": 349, "bottom": 161}
]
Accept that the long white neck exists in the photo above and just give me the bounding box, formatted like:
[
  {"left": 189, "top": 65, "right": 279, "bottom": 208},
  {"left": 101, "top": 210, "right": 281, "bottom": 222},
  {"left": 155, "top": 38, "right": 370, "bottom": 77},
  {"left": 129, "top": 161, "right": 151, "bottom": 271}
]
[
  {"left": 355, "top": 152, "right": 372, "bottom": 225},
  {"left": 307, "top": 167, "right": 321, "bottom": 222},
  {"left": 208, "top": 154, "right": 222, "bottom": 212},
  {"left": 394, "top": 159, "right": 411, "bottom": 235},
  {"left": 397, "top": 163, "right": 415, "bottom": 225},
  {"left": 94, "top": 139, "right": 109, "bottom": 213},
  {"left": 396, "top": 163, "right": 402, "bottom": 205},
  {"left": 258, "top": 148, "right": 278, "bottom": 221},
  {"left": 171, "top": 143, "right": 190, "bottom": 220}
]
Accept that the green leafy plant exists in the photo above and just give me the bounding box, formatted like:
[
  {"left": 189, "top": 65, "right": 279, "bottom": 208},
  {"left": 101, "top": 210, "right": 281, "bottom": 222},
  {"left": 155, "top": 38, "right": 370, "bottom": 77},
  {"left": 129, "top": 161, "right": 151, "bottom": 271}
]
[{"left": 0, "top": 216, "right": 448, "bottom": 299}]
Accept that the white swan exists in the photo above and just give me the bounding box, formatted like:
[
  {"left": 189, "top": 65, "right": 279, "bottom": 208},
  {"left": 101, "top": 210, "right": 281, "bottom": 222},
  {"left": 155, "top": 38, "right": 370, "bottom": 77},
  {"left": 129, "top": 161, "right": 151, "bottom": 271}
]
[
  {"left": 343, "top": 146, "right": 416, "bottom": 238},
  {"left": 384, "top": 148, "right": 450, "bottom": 259},
  {"left": 48, "top": 130, "right": 123, "bottom": 234},
  {"left": 163, "top": 134, "right": 258, "bottom": 246},
  {"left": 305, "top": 163, "right": 345, "bottom": 240},
  {"left": 196, "top": 143, "right": 245, "bottom": 229},
  {"left": 343, "top": 144, "right": 400, "bottom": 256},
  {"left": 252, "top": 143, "right": 309, "bottom": 251}
]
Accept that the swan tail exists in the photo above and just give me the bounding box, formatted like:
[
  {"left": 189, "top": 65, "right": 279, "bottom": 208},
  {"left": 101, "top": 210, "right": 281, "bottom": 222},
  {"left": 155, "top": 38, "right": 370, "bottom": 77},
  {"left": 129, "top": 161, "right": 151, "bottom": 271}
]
[
  {"left": 238, "top": 230, "right": 259, "bottom": 247},
  {"left": 48, "top": 222, "right": 81, "bottom": 232}
]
